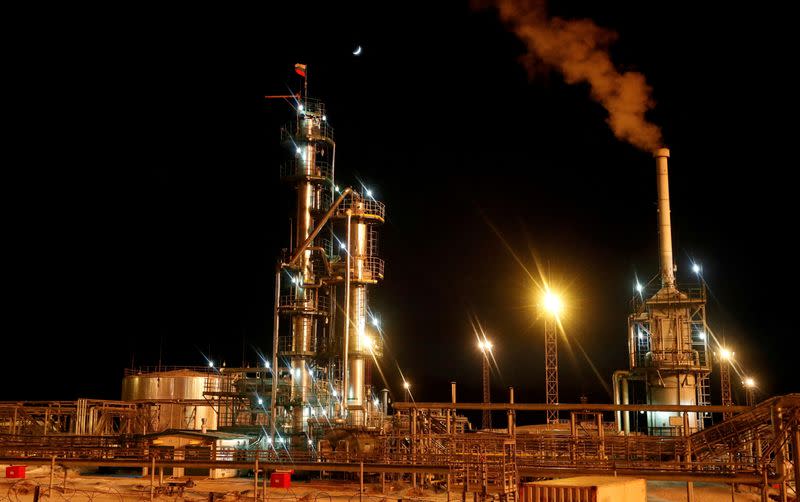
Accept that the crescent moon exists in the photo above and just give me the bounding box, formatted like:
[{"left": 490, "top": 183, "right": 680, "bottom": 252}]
[{"left": 353, "top": 45, "right": 362, "bottom": 56}]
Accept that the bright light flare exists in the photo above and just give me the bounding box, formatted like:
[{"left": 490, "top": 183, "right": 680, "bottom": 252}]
[
  {"left": 403, "top": 381, "right": 410, "bottom": 390},
  {"left": 543, "top": 291, "right": 563, "bottom": 315},
  {"left": 719, "top": 348, "right": 733, "bottom": 361},
  {"left": 478, "top": 339, "right": 493, "bottom": 352},
  {"left": 692, "top": 263, "right": 701, "bottom": 274},
  {"left": 208, "top": 361, "right": 214, "bottom": 368},
  {"left": 744, "top": 377, "right": 755, "bottom": 388}
]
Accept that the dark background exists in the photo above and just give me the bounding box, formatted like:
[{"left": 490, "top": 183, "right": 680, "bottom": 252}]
[{"left": 6, "top": 2, "right": 796, "bottom": 415}]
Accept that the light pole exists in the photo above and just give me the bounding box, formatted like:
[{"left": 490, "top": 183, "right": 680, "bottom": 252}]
[
  {"left": 743, "top": 377, "right": 756, "bottom": 407},
  {"left": 542, "top": 290, "right": 563, "bottom": 425},
  {"left": 478, "top": 339, "right": 493, "bottom": 430},
  {"left": 718, "top": 347, "right": 734, "bottom": 420}
]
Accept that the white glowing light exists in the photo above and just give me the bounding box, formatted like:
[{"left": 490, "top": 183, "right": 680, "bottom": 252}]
[
  {"left": 322, "top": 409, "right": 327, "bottom": 416},
  {"left": 543, "top": 291, "right": 563, "bottom": 315},
  {"left": 340, "top": 242, "right": 346, "bottom": 250},
  {"left": 744, "top": 377, "right": 755, "bottom": 388},
  {"left": 698, "top": 331, "right": 706, "bottom": 340},
  {"left": 366, "top": 189, "right": 373, "bottom": 197},
  {"left": 257, "top": 397, "right": 263, "bottom": 405},
  {"left": 296, "top": 147, "right": 302, "bottom": 155},
  {"left": 635, "top": 282, "right": 643, "bottom": 293},
  {"left": 719, "top": 348, "right": 733, "bottom": 361},
  {"left": 353, "top": 45, "right": 362, "bottom": 56},
  {"left": 361, "top": 333, "right": 373, "bottom": 349},
  {"left": 403, "top": 381, "right": 410, "bottom": 390},
  {"left": 308, "top": 439, "right": 313, "bottom": 446},
  {"left": 335, "top": 185, "right": 340, "bottom": 193},
  {"left": 693, "top": 263, "right": 701, "bottom": 274},
  {"left": 322, "top": 115, "right": 327, "bottom": 121},
  {"left": 374, "top": 399, "right": 380, "bottom": 408},
  {"left": 372, "top": 317, "right": 380, "bottom": 328},
  {"left": 478, "top": 340, "right": 493, "bottom": 351},
  {"left": 208, "top": 361, "right": 214, "bottom": 368},
  {"left": 266, "top": 437, "right": 273, "bottom": 444},
  {"left": 332, "top": 389, "right": 338, "bottom": 397},
  {"left": 298, "top": 104, "right": 304, "bottom": 112},
  {"left": 265, "top": 361, "right": 270, "bottom": 369}
]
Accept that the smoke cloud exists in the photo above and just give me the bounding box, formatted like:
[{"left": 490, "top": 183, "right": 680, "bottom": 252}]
[{"left": 479, "top": 0, "right": 662, "bottom": 151}]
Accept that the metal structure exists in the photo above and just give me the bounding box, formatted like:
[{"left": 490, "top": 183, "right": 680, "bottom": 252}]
[
  {"left": 2, "top": 395, "right": 797, "bottom": 500},
  {"left": 624, "top": 148, "right": 711, "bottom": 435},
  {"left": 544, "top": 316, "right": 558, "bottom": 425},
  {"left": 266, "top": 70, "right": 387, "bottom": 445},
  {"left": 478, "top": 341, "right": 492, "bottom": 430},
  {"left": 719, "top": 350, "right": 734, "bottom": 420}
]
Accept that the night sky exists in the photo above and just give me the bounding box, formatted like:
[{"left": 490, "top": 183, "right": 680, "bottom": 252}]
[{"left": 6, "top": 2, "right": 796, "bottom": 411}]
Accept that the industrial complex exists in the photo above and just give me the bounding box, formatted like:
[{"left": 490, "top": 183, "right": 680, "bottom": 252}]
[{"left": 2, "top": 72, "right": 798, "bottom": 502}]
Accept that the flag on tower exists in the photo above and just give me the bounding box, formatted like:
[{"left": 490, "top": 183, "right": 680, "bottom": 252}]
[{"left": 294, "top": 63, "right": 307, "bottom": 78}]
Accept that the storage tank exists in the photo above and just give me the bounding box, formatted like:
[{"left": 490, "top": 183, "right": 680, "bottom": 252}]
[{"left": 122, "top": 369, "right": 220, "bottom": 432}]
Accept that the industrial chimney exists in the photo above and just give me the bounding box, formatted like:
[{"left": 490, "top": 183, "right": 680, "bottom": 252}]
[{"left": 654, "top": 148, "right": 675, "bottom": 289}]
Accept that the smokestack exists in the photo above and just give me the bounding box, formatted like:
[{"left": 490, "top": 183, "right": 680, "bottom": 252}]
[{"left": 654, "top": 148, "right": 675, "bottom": 288}]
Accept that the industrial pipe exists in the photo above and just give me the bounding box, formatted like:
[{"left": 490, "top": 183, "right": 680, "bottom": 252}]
[
  {"left": 613, "top": 370, "right": 631, "bottom": 434},
  {"left": 654, "top": 148, "right": 675, "bottom": 288},
  {"left": 269, "top": 263, "right": 281, "bottom": 443}
]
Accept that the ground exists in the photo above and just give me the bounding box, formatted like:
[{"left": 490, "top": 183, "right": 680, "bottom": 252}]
[{"left": 1, "top": 465, "right": 781, "bottom": 501}]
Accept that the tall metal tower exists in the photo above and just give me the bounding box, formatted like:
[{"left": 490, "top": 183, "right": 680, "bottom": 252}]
[
  {"left": 278, "top": 96, "right": 336, "bottom": 439},
  {"left": 334, "top": 192, "right": 385, "bottom": 426},
  {"left": 627, "top": 149, "right": 712, "bottom": 434},
  {"left": 544, "top": 316, "right": 559, "bottom": 425},
  {"left": 718, "top": 348, "right": 733, "bottom": 420},
  {"left": 478, "top": 340, "right": 493, "bottom": 429}
]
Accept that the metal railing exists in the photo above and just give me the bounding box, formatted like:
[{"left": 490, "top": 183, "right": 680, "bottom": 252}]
[
  {"left": 337, "top": 195, "right": 385, "bottom": 221},
  {"left": 350, "top": 256, "right": 385, "bottom": 282},
  {"left": 278, "top": 292, "right": 330, "bottom": 313},
  {"left": 280, "top": 159, "right": 332, "bottom": 181},
  {"left": 281, "top": 119, "right": 335, "bottom": 144}
]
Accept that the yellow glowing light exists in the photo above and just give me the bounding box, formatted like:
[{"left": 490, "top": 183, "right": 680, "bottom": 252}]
[
  {"left": 719, "top": 348, "right": 733, "bottom": 361},
  {"left": 478, "top": 339, "right": 493, "bottom": 352},
  {"left": 403, "top": 381, "right": 410, "bottom": 389},
  {"left": 744, "top": 377, "right": 755, "bottom": 388},
  {"left": 543, "top": 291, "right": 563, "bottom": 315},
  {"left": 360, "top": 333, "right": 373, "bottom": 350}
]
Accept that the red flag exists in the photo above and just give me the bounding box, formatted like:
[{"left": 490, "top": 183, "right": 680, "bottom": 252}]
[{"left": 294, "top": 63, "right": 307, "bottom": 78}]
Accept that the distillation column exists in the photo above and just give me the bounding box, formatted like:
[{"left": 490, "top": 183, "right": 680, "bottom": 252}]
[
  {"left": 338, "top": 194, "right": 385, "bottom": 426},
  {"left": 279, "top": 98, "right": 335, "bottom": 438}
]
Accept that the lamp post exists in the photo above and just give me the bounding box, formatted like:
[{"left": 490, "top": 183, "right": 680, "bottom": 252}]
[
  {"left": 543, "top": 290, "right": 563, "bottom": 425},
  {"left": 478, "top": 339, "right": 493, "bottom": 430},
  {"left": 743, "top": 377, "right": 756, "bottom": 407}
]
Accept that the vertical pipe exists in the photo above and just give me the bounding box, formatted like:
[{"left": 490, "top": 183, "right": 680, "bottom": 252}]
[
  {"left": 654, "top": 148, "right": 675, "bottom": 288},
  {"left": 341, "top": 211, "right": 352, "bottom": 419},
  {"left": 49, "top": 456, "right": 55, "bottom": 496},
  {"left": 150, "top": 457, "right": 155, "bottom": 502},
  {"left": 507, "top": 387, "right": 515, "bottom": 437},
  {"left": 254, "top": 458, "right": 258, "bottom": 502},
  {"left": 270, "top": 265, "right": 281, "bottom": 443},
  {"left": 622, "top": 377, "right": 630, "bottom": 435},
  {"left": 792, "top": 428, "right": 800, "bottom": 502},
  {"left": 411, "top": 408, "right": 417, "bottom": 489}
]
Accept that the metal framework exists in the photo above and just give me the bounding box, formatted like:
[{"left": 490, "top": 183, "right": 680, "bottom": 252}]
[
  {"left": 3, "top": 395, "right": 797, "bottom": 500},
  {"left": 720, "top": 357, "right": 733, "bottom": 420},
  {"left": 544, "top": 316, "right": 558, "bottom": 425},
  {"left": 482, "top": 354, "right": 491, "bottom": 430}
]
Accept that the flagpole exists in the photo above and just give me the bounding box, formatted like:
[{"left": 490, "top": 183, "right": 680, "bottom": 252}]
[{"left": 304, "top": 66, "right": 308, "bottom": 100}]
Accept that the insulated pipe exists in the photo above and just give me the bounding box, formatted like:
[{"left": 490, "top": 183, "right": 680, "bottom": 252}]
[
  {"left": 613, "top": 370, "right": 631, "bottom": 433},
  {"left": 655, "top": 148, "right": 675, "bottom": 288}
]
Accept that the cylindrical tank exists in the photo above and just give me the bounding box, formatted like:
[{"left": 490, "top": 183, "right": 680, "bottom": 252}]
[
  {"left": 647, "top": 373, "right": 697, "bottom": 432},
  {"left": 122, "top": 369, "right": 220, "bottom": 432}
]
